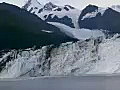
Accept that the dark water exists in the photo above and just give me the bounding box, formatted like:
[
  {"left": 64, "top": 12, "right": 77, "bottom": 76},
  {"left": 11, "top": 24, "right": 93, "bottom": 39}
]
[{"left": 0, "top": 76, "right": 119, "bottom": 90}]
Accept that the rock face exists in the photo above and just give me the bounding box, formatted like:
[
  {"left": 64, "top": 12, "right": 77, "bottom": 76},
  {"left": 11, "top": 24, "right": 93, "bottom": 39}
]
[
  {"left": 79, "top": 4, "right": 98, "bottom": 20},
  {"left": 45, "top": 15, "right": 75, "bottom": 28},
  {"left": 78, "top": 5, "right": 120, "bottom": 33},
  {"left": 0, "top": 3, "right": 77, "bottom": 50},
  {"left": 1, "top": 34, "right": 120, "bottom": 78}
]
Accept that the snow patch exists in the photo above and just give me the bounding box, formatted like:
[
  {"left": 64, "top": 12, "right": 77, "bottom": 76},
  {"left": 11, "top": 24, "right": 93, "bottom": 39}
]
[
  {"left": 81, "top": 7, "right": 107, "bottom": 20},
  {"left": 41, "top": 30, "right": 53, "bottom": 33}
]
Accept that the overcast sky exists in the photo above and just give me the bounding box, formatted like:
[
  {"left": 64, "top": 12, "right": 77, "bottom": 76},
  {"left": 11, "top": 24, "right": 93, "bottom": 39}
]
[{"left": 0, "top": 0, "right": 120, "bottom": 9}]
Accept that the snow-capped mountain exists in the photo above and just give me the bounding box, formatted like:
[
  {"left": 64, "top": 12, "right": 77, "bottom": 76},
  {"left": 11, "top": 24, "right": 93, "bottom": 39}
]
[
  {"left": 23, "top": 0, "right": 81, "bottom": 28},
  {"left": 23, "top": 0, "right": 43, "bottom": 12},
  {"left": 79, "top": 5, "right": 107, "bottom": 20},
  {"left": 23, "top": 0, "right": 120, "bottom": 32},
  {"left": 78, "top": 4, "right": 120, "bottom": 33},
  {"left": 79, "top": 4, "right": 120, "bottom": 21}
]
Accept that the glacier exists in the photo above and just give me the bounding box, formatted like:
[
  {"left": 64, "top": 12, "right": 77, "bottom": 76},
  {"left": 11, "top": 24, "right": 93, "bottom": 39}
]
[
  {"left": 0, "top": 34, "right": 120, "bottom": 78},
  {"left": 48, "top": 22, "right": 105, "bottom": 40}
]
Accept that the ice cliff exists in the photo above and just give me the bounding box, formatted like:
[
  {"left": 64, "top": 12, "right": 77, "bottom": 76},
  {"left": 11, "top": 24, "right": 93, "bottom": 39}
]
[{"left": 0, "top": 34, "right": 120, "bottom": 78}]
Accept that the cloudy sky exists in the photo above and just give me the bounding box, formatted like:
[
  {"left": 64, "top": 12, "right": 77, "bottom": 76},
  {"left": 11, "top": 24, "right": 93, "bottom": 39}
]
[{"left": 0, "top": 0, "right": 120, "bottom": 9}]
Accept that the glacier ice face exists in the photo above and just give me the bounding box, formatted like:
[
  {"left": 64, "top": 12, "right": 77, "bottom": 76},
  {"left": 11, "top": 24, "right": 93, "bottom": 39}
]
[
  {"left": 88, "top": 34, "right": 120, "bottom": 74},
  {"left": 0, "top": 46, "right": 52, "bottom": 78},
  {"left": 49, "top": 39, "right": 99, "bottom": 76},
  {"left": 0, "top": 35, "right": 120, "bottom": 78}
]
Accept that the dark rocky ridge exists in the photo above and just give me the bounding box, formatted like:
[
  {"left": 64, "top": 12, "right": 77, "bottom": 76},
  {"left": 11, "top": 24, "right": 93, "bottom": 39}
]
[{"left": 0, "top": 3, "right": 77, "bottom": 50}]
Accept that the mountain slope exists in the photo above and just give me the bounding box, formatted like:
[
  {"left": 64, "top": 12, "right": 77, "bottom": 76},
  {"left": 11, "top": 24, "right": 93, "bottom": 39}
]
[{"left": 0, "top": 3, "right": 77, "bottom": 50}]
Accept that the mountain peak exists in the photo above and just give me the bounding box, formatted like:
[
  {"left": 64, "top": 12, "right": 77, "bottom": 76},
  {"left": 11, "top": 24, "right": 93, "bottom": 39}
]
[
  {"left": 45, "top": 2, "right": 54, "bottom": 5},
  {"left": 85, "top": 4, "right": 98, "bottom": 10},
  {"left": 79, "top": 4, "right": 98, "bottom": 19},
  {"left": 22, "top": 0, "right": 42, "bottom": 10},
  {"left": 43, "top": 2, "right": 57, "bottom": 11},
  {"left": 82, "top": 4, "right": 98, "bottom": 13}
]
